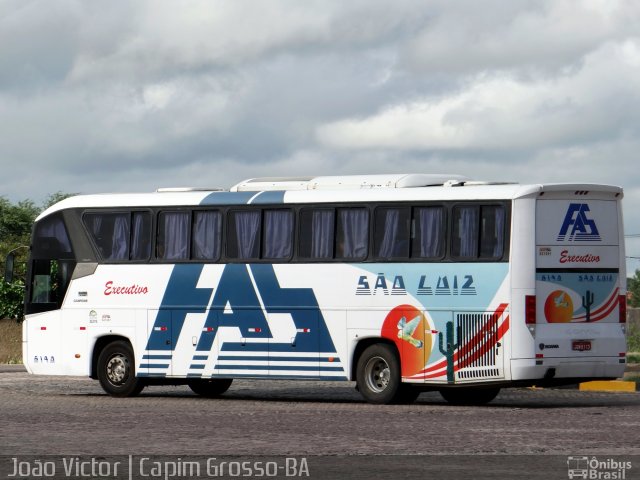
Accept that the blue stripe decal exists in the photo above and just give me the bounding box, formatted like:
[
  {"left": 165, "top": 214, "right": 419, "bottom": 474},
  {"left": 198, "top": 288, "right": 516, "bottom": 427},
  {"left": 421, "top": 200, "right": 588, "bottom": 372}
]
[
  {"left": 249, "top": 191, "right": 285, "bottom": 204},
  {"left": 200, "top": 191, "right": 256, "bottom": 205},
  {"left": 193, "top": 355, "right": 208, "bottom": 361},
  {"left": 138, "top": 363, "right": 170, "bottom": 369},
  {"left": 217, "top": 355, "right": 341, "bottom": 363},
  {"left": 216, "top": 364, "right": 344, "bottom": 372},
  {"left": 187, "top": 373, "right": 203, "bottom": 378},
  {"left": 142, "top": 355, "right": 172, "bottom": 360},
  {"left": 189, "top": 364, "right": 206, "bottom": 370},
  {"left": 138, "top": 373, "right": 167, "bottom": 378},
  {"left": 145, "top": 264, "right": 212, "bottom": 353},
  {"left": 211, "top": 374, "right": 348, "bottom": 381},
  {"left": 220, "top": 343, "right": 337, "bottom": 353}
]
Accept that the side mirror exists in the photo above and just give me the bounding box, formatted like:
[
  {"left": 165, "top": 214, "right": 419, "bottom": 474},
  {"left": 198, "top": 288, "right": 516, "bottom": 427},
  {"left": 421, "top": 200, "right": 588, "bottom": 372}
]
[{"left": 5, "top": 252, "right": 15, "bottom": 283}]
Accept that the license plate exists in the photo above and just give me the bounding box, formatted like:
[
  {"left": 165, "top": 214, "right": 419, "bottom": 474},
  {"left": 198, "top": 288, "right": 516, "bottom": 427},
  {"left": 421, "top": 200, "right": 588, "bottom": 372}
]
[{"left": 572, "top": 340, "right": 592, "bottom": 351}]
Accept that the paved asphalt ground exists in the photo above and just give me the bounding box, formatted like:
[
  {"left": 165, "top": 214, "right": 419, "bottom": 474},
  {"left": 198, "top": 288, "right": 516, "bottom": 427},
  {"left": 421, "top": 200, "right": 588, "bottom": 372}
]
[{"left": 1, "top": 365, "right": 639, "bottom": 479}]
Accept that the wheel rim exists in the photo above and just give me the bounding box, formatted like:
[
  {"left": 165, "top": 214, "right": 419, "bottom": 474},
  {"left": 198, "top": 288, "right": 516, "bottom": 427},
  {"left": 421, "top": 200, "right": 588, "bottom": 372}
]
[
  {"left": 364, "top": 356, "right": 391, "bottom": 393},
  {"left": 105, "top": 353, "right": 129, "bottom": 386}
]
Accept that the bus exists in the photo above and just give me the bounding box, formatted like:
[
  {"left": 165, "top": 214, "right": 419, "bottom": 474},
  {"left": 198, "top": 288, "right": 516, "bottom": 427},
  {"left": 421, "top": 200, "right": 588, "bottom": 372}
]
[{"left": 7, "top": 174, "right": 627, "bottom": 404}]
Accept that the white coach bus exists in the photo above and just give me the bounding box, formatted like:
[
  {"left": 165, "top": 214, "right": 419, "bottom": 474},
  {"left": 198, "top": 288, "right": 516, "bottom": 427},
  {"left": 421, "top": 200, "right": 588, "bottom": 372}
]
[{"left": 8, "top": 174, "right": 627, "bottom": 404}]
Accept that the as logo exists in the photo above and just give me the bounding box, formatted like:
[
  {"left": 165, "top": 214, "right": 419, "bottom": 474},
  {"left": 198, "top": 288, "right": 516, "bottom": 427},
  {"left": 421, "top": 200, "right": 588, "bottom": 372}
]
[{"left": 557, "top": 203, "right": 600, "bottom": 242}]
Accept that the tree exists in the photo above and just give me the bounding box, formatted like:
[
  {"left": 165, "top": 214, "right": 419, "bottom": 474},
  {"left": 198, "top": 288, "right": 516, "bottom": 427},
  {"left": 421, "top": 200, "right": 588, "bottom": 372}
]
[{"left": 628, "top": 270, "right": 640, "bottom": 308}]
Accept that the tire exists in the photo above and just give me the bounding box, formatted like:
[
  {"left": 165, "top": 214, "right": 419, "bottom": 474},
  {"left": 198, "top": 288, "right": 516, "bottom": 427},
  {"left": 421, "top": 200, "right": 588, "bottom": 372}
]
[
  {"left": 188, "top": 378, "right": 233, "bottom": 398},
  {"left": 356, "top": 343, "right": 403, "bottom": 404},
  {"left": 97, "top": 340, "right": 145, "bottom": 397},
  {"left": 439, "top": 387, "right": 500, "bottom": 406}
]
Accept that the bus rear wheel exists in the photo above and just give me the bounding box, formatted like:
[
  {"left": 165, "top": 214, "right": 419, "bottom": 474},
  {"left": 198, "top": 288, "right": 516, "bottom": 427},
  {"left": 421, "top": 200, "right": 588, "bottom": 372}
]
[
  {"left": 439, "top": 387, "right": 500, "bottom": 405},
  {"left": 356, "top": 344, "right": 405, "bottom": 404},
  {"left": 188, "top": 378, "right": 233, "bottom": 397},
  {"left": 97, "top": 340, "right": 145, "bottom": 397}
]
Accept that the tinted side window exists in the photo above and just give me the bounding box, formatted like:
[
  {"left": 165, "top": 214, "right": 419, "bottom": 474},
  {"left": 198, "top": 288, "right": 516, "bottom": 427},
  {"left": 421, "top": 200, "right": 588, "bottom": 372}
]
[
  {"left": 84, "top": 211, "right": 151, "bottom": 261},
  {"left": 299, "top": 208, "right": 335, "bottom": 260},
  {"left": 412, "top": 206, "right": 445, "bottom": 259},
  {"left": 451, "top": 206, "right": 479, "bottom": 259},
  {"left": 262, "top": 209, "right": 294, "bottom": 260},
  {"left": 374, "top": 207, "right": 410, "bottom": 260},
  {"left": 130, "top": 212, "right": 152, "bottom": 261},
  {"left": 157, "top": 211, "right": 190, "bottom": 260},
  {"left": 84, "top": 213, "right": 130, "bottom": 260},
  {"left": 336, "top": 208, "right": 369, "bottom": 260},
  {"left": 227, "top": 210, "right": 261, "bottom": 260},
  {"left": 451, "top": 205, "right": 506, "bottom": 260},
  {"left": 480, "top": 205, "right": 506, "bottom": 259},
  {"left": 192, "top": 210, "right": 222, "bottom": 261}
]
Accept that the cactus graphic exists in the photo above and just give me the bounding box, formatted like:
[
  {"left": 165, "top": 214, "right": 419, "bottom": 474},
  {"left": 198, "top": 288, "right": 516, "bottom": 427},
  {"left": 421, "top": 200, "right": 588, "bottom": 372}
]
[
  {"left": 582, "top": 290, "right": 595, "bottom": 322},
  {"left": 438, "top": 321, "right": 460, "bottom": 383}
]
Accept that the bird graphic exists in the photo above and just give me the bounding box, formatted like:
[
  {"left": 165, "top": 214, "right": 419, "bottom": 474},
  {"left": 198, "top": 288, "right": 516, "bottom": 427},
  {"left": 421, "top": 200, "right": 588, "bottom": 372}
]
[
  {"left": 554, "top": 292, "right": 569, "bottom": 309},
  {"left": 397, "top": 315, "right": 424, "bottom": 348}
]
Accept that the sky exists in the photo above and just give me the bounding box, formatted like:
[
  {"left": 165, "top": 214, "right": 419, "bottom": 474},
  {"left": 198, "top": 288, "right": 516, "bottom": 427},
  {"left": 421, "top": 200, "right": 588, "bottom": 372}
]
[{"left": 2, "top": 0, "right": 640, "bottom": 268}]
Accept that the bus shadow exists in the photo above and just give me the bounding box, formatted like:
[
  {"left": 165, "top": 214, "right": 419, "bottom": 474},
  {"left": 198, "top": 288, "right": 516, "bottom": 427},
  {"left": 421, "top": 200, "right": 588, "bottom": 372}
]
[{"left": 76, "top": 387, "right": 640, "bottom": 409}]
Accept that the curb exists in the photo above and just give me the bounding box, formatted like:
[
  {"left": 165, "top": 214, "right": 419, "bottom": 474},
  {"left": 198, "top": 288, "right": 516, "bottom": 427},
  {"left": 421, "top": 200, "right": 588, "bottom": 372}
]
[{"left": 578, "top": 380, "right": 637, "bottom": 392}]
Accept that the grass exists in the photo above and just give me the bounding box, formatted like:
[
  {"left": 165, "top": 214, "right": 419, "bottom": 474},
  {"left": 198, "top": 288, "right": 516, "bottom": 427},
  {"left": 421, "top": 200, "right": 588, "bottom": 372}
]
[
  {"left": 627, "top": 322, "right": 640, "bottom": 353},
  {"left": 0, "top": 318, "right": 22, "bottom": 364},
  {"left": 627, "top": 353, "right": 640, "bottom": 364}
]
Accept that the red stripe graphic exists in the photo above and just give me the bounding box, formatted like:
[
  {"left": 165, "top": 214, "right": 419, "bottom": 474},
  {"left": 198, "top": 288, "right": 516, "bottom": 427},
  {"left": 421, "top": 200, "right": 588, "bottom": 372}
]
[
  {"left": 572, "top": 288, "right": 619, "bottom": 322},
  {"left": 413, "top": 303, "right": 509, "bottom": 380}
]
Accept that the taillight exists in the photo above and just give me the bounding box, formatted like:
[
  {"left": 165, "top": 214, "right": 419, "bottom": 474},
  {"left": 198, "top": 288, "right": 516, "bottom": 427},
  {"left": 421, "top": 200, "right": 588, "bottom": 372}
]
[
  {"left": 619, "top": 295, "right": 627, "bottom": 323},
  {"left": 525, "top": 295, "right": 536, "bottom": 325}
]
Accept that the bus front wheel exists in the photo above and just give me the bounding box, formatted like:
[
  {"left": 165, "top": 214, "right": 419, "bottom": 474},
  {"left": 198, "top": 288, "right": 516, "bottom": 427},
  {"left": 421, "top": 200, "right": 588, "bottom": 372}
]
[
  {"left": 97, "top": 340, "right": 145, "bottom": 397},
  {"left": 188, "top": 378, "right": 233, "bottom": 398},
  {"left": 356, "top": 343, "right": 404, "bottom": 404}
]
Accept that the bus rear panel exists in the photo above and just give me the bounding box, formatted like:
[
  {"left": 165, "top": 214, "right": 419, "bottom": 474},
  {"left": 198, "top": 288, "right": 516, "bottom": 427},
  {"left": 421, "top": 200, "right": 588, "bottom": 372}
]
[{"left": 512, "top": 189, "right": 626, "bottom": 384}]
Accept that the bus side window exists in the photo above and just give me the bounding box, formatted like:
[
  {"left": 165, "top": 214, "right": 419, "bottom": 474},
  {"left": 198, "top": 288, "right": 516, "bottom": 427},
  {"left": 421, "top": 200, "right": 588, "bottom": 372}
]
[
  {"left": 84, "top": 213, "right": 130, "bottom": 260},
  {"left": 451, "top": 206, "right": 480, "bottom": 259},
  {"left": 412, "top": 206, "right": 445, "bottom": 259},
  {"left": 192, "top": 210, "right": 222, "bottom": 261},
  {"left": 480, "top": 206, "right": 505, "bottom": 259},
  {"left": 336, "top": 208, "right": 369, "bottom": 260},
  {"left": 130, "top": 212, "right": 151, "bottom": 261},
  {"left": 374, "top": 207, "right": 410, "bottom": 260},
  {"left": 157, "top": 211, "right": 190, "bottom": 260},
  {"left": 227, "top": 210, "right": 261, "bottom": 260},
  {"left": 299, "top": 209, "right": 335, "bottom": 260},
  {"left": 262, "top": 209, "right": 294, "bottom": 260}
]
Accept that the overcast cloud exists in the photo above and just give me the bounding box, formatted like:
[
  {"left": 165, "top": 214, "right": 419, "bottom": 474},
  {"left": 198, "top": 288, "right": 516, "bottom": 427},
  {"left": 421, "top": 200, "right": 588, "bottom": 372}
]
[{"left": 2, "top": 0, "right": 640, "bottom": 264}]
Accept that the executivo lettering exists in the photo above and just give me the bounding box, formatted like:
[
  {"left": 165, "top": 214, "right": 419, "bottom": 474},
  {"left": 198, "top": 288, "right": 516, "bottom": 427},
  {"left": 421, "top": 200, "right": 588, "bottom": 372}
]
[
  {"left": 104, "top": 281, "right": 149, "bottom": 296},
  {"left": 559, "top": 249, "right": 600, "bottom": 264}
]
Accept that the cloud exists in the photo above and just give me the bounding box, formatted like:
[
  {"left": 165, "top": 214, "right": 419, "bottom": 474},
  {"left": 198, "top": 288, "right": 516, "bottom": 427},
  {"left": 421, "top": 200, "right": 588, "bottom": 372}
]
[
  {"left": 316, "top": 40, "right": 640, "bottom": 153},
  {"left": 64, "top": 0, "right": 426, "bottom": 85},
  {"left": 400, "top": 0, "right": 640, "bottom": 75}
]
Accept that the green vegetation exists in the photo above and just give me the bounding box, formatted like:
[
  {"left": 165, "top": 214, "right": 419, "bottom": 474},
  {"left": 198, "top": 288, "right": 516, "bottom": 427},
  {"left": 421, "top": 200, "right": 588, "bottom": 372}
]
[
  {"left": 627, "top": 320, "right": 640, "bottom": 354},
  {"left": 0, "top": 192, "right": 75, "bottom": 320},
  {"left": 628, "top": 270, "right": 640, "bottom": 308}
]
